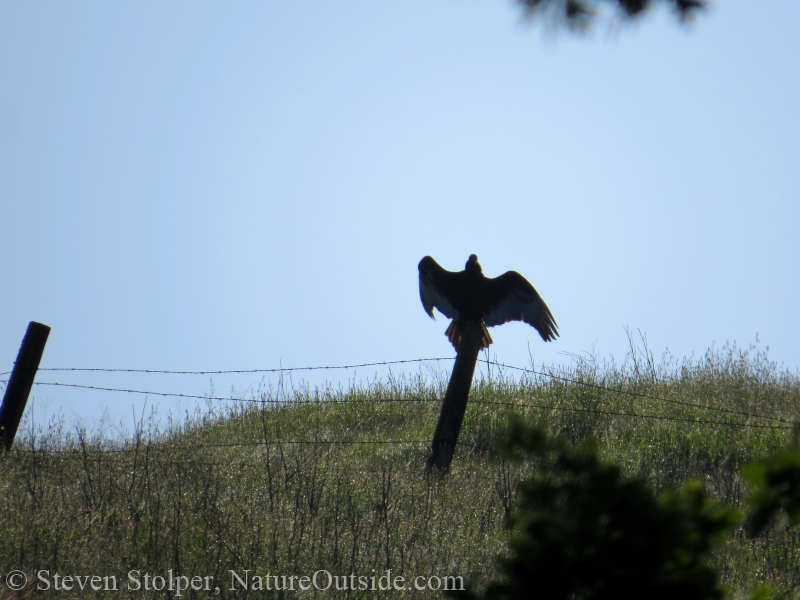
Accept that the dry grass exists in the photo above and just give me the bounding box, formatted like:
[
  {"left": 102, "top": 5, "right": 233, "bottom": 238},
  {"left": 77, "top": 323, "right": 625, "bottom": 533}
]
[{"left": 1, "top": 340, "right": 799, "bottom": 598}]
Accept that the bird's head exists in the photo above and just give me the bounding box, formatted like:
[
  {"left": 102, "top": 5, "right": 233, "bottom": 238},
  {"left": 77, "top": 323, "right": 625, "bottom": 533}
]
[{"left": 465, "top": 254, "right": 482, "bottom": 274}]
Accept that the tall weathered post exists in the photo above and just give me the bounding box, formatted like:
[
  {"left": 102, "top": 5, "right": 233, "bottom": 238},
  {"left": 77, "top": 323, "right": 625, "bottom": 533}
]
[
  {"left": 426, "top": 324, "right": 483, "bottom": 471},
  {"left": 0, "top": 321, "right": 51, "bottom": 450}
]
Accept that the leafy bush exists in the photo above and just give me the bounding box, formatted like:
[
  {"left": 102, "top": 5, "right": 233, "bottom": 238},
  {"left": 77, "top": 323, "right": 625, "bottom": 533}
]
[
  {"left": 451, "top": 418, "right": 741, "bottom": 600},
  {"left": 744, "top": 430, "right": 800, "bottom": 538}
]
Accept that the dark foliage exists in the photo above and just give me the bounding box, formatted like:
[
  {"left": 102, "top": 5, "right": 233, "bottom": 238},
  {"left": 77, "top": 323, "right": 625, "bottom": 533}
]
[
  {"left": 518, "top": 0, "right": 707, "bottom": 30},
  {"left": 743, "top": 430, "right": 800, "bottom": 538},
  {"left": 450, "top": 418, "right": 740, "bottom": 600}
]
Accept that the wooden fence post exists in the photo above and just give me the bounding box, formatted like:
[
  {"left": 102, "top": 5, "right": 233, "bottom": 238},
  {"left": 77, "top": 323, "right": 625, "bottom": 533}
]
[
  {"left": 426, "top": 323, "right": 483, "bottom": 471},
  {"left": 0, "top": 321, "right": 51, "bottom": 450}
]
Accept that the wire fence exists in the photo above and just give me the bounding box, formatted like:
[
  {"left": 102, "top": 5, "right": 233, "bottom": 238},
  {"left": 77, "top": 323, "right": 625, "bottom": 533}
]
[
  {"left": 17, "top": 439, "right": 432, "bottom": 456},
  {"left": 31, "top": 357, "right": 457, "bottom": 375},
  {"left": 2, "top": 357, "right": 794, "bottom": 421},
  {"left": 2, "top": 356, "right": 798, "bottom": 459}
]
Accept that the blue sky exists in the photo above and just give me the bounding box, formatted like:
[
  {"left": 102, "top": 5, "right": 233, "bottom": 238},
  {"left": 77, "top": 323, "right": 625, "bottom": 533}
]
[{"left": 1, "top": 1, "right": 798, "bottom": 434}]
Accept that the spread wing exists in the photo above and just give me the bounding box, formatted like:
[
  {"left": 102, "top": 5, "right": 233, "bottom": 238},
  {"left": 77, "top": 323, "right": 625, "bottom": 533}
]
[
  {"left": 418, "top": 256, "right": 460, "bottom": 320},
  {"left": 482, "top": 271, "right": 559, "bottom": 342}
]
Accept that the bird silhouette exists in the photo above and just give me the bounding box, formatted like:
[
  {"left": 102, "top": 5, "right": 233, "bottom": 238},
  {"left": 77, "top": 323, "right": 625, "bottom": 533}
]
[{"left": 418, "top": 254, "right": 558, "bottom": 351}]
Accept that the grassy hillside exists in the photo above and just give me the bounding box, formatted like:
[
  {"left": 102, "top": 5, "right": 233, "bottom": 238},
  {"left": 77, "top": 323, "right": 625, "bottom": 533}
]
[{"left": 2, "top": 342, "right": 799, "bottom": 598}]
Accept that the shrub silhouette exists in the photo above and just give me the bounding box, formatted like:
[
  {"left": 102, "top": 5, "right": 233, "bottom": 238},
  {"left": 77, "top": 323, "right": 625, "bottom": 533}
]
[
  {"left": 450, "top": 418, "right": 741, "bottom": 600},
  {"left": 743, "top": 430, "right": 800, "bottom": 538}
]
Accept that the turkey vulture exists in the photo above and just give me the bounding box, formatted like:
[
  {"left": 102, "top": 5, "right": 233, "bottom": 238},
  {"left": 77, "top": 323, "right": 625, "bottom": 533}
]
[{"left": 418, "top": 254, "right": 558, "bottom": 351}]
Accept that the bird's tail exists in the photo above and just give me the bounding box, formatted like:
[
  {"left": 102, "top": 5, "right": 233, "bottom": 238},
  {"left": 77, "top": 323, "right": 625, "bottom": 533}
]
[{"left": 445, "top": 321, "right": 493, "bottom": 352}]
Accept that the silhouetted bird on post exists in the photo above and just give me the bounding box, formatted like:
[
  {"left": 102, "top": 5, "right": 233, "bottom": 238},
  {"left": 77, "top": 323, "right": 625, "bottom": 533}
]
[
  {"left": 418, "top": 254, "right": 558, "bottom": 351},
  {"left": 419, "top": 254, "right": 558, "bottom": 471}
]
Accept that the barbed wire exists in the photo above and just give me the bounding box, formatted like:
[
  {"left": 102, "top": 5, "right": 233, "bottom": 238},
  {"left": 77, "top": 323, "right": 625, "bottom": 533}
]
[
  {"left": 6, "top": 451, "right": 519, "bottom": 481},
  {"left": 3, "top": 356, "right": 798, "bottom": 437},
  {"left": 25, "top": 381, "right": 338, "bottom": 404},
  {"left": 10, "top": 440, "right": 532, "bottom": 465},
  {"left": 10, "top": 378, "right": 797, "bottom": 431},
  {"left": 32, "top": 357, "right": 455, "bottom": 375},
  {"left": 10, "top": 358, "right": 792, "bottom": 426},
  {"left": 12, "top": 438, "right": 431, "bottom": 455},
  {"left": 487, "top": 360, "right": 794, "bottom": 424},
  {"left": 470, "top": 398, "right": 794, "bottom": 429},
  {"left": 6, "top": 357, "right": 797, "bottom": 480}
]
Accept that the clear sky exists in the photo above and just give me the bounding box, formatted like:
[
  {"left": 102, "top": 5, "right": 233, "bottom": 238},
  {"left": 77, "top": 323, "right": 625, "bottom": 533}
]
[{"left": 1, "top": 1, "right": 798, "bottom": 434}]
